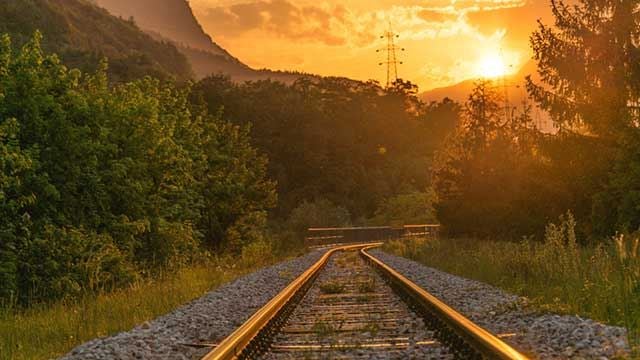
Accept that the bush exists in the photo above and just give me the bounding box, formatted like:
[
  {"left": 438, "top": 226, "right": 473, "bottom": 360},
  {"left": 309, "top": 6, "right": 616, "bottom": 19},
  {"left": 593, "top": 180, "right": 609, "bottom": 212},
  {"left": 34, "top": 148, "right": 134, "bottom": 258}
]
[
  {"left": 0, "top": 33, "right": 275, "bottom": 305},
  {"left": 369, "top": 191, "right": 436, "bottom": 226},
  {"left": 20, "top": 227, "right": 136, "bottom": 302},
  {"left": 239, "top": 239, "right": 274, "bottom": 269},
  {"left": 225, "top": 211, "right": 269, "bottom": 254},
  {"left": 286, "top": 199, "right": 351, "bottom": 235}
]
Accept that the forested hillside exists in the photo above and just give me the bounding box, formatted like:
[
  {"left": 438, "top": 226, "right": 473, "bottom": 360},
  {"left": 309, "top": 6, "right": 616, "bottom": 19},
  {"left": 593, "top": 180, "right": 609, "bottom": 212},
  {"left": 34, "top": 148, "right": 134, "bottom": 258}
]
[
  {"left": 95, "top": 0, "right": 228, "bottom": 54},
  {"left": 94, "top": 0, "right": 309, "bottom": 82},
  {"left": 0, "top": 0, "right": 192, "bottom": 82},
  {"left": 193, "top": 77, "right": 459, "bottom": 221}
]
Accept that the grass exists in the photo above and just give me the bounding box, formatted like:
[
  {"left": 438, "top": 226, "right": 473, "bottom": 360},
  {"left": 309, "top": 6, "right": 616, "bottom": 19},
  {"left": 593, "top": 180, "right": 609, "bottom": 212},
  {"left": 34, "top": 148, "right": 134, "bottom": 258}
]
[
  {"left": 383, "top": 213, "right": 639, "bottom": 356},
  {"left": 319, "top": 281, "right": 346, "bottom": 294},
  {"left": 335, "top": 251, "right": 358, "bottom": 268},
  {"left": 0, "top": 241, "right": 304, "bottom": 360},
  {"left": 312, "top": 320, "right": 336, "bottom": 338},
  {"left": 360, "top": 322, "right": 380, "bottom": 336},
  {"left": 357, "top": 277, "right": 377, "bottom": 293}
]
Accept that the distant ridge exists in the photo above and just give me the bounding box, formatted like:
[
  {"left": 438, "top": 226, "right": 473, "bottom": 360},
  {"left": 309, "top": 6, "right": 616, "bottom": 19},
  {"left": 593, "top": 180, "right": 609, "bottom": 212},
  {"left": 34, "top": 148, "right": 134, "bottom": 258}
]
[
  {"left": 420, "top": 60, "right": 554, "bottom": 131},
  {"left": 94, "top": 0, "right": 308, "bottom": 83},
  {"left": 0, "top": 0, "right": 193, "bottom": 82},
  {"left": 420, "top": 60, "right": 538, "bottom": 103},
  {"left": 94, "top": 0, "right": 229, "bottom": 56}
]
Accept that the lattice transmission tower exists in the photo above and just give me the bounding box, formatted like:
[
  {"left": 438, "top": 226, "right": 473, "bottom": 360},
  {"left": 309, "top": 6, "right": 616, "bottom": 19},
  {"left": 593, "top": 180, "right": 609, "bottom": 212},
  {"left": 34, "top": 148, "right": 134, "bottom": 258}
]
[{"left": 377, "top": 23, "right": 404, "bottom": 88}]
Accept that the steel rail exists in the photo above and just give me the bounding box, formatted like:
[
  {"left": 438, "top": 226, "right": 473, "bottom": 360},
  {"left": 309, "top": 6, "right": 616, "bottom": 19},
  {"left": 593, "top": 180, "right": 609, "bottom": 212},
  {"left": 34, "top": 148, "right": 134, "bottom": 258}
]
[
  {"left": 202, "top": 243, "right": 529, "bottom": 360},
  {"left": 360, "top": 246, "right": 528, "bottom": 360},
  {"left": 201, "top": 242, "right": 382, "bottom": 360}
]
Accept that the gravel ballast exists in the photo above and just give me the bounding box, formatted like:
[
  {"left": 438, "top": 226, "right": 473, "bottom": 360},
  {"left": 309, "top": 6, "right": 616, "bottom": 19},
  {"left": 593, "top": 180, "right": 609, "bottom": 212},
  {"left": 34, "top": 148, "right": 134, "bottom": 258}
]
[
  {"left": 370, "top": 250, "right": 630, "bottom": 359},
  {"left": 61, "top": 251, "right": 324, "bottom": 360},
  {"left": 62, "top": 248, "right": 630, "bottom": 359}
]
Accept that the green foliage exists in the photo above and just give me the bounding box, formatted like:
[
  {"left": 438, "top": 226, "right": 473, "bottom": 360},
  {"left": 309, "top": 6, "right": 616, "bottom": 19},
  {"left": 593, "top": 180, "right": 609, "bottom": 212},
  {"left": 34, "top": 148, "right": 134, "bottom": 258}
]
[
  {"left": 614, "top": 234, "right": 640, "bottom": 353},
  {"left": 527, "top": 0, "right": 640, "bottom": 139},
  {"left": 21, "top": 226, "right": 135, "bottom": 301},
  {"left": 0, "top": 117, "right": 35, "bottom": 300},
  {"left": 527, "top": 0, "right": 640, "bottom": 238},
  {"left": 433, "top": 80, "right": 547, "bottom": 237},
  {"left": 192, "top": 76, "right": 457, "bottom": 220},
  {"left": 593, "top": 130, "right": 640, "bottom": 236},
  {"left": 0, "top": 33, "right": 274, "bottom": 304},
  {"left": 286, "top": 199, "right": 351, "bottom": 236},
  {"left": 421, "top": 98, "right": 462, "bottom": 149},
  {"left": 318, "top": 281, "right": 345, "bottom": 294},
  {"left": 0, "top": 253, "right": 289, "bottom": 360},
  {"left": 198, "top": 120, "right": 276, "bottom": 251},
  {"left": 369, "top": 191, "right": 436, "bottom": 226},
  {"left": 0, "top": 0, "right": 192, "bottom": 83},
  {"left": 238, "top": 239, "right": 274, "bottom": 269},
  {"left": 384, "top": 214, "right": 638, "bottom": 354}
]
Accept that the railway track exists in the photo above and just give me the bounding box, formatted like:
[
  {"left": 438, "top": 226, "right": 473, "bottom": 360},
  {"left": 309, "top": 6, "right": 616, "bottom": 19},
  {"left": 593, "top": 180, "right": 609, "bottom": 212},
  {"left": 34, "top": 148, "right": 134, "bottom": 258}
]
[{"left": 203, "top": 243, "right": 528, "bottom": 360}]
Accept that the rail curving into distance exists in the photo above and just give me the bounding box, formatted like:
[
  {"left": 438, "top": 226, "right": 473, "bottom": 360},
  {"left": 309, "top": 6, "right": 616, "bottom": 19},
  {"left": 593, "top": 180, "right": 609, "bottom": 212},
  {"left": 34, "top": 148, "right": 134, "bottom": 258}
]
[{"left": 202, "top": 243, "right": 528, "bottom": 360}]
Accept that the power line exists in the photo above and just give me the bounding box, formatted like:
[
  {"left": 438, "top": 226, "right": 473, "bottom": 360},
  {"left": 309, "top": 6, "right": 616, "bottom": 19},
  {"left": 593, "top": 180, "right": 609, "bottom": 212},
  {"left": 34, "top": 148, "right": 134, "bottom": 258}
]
[{"left": 377, "top": 22, "right": 404, "bottom": 88}]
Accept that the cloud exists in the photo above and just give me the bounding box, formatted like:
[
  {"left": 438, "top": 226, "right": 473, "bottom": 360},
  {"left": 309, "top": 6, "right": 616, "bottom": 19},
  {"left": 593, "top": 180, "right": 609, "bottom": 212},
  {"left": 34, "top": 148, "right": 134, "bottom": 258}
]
[
  {"left": 417, "top": 9, "right": 458, "bottom": 23},
  {"left": 199, "top": 0, "right": 351, "bottom": 45},
  {"left": 190, "top": 0, "right": 552, "bottom": 89},
  {"left": 464, "top": 0, "right": 552, "bottom": 49},
  {"left": 196, "top": 0, "right": 510, "bottom": 47}
]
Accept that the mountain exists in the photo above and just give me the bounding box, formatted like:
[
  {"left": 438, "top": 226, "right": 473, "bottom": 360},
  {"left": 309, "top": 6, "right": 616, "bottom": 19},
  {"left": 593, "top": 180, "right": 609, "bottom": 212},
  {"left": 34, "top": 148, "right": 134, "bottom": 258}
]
[
  {"left": 93, "top": 0, "right": 228, "bottom": 56},
  {"left": 94, "top": 0, "right": 306, "bottom": 83},
  {"left": 420, "top": 60, "right": 539, "bottom": 103},
  {"left": 420, "top": 60, "right": 554, "bottom": 131},
  {"left": 0, "top": 0, "right": 193, "bottom": 82}
]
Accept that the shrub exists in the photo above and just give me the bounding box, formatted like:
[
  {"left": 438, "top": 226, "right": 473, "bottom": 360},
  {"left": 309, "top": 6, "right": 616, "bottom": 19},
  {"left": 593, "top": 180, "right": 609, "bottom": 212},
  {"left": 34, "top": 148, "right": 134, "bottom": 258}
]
[
  {"left": 286, "top": 199, "right": 351, "bottom": 235},
  {"left": 369, "top": 191, "right": 436, "bottom": 226},
  {"left": 0, "top": 33, "right": 275, "bottom": 304},
  {"left": 239, "top": 239, "right": 274, "bottom": 269},
  {"left": 20, "top": 227, "right": 136, "bottom": 303}
]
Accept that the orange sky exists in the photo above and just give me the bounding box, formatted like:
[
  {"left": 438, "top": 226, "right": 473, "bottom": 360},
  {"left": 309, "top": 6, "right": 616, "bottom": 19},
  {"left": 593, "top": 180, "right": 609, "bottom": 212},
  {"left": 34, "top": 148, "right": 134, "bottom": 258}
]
[{"left": 189, "top": 0, "right": 553, "bottom": 91}]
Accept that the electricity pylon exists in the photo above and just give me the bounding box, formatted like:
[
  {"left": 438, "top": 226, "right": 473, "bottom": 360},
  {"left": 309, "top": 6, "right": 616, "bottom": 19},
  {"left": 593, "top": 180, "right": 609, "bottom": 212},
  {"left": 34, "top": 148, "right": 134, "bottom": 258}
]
[{"left": 377, "top": 23, "right": 404, "bottom": 88}]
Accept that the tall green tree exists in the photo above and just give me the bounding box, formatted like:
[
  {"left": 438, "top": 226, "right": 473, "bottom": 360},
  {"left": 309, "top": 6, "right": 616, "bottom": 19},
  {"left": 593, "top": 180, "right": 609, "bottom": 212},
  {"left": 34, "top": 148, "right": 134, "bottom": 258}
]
[
  {"left": 527, "top": 0, "right": 640, "bottom": 235},
  {"left": 527, "top": 0, "right": 640, "bottom": 138},
  {"left": 433, "top": 81, "right": 546, "bottom": 237}
]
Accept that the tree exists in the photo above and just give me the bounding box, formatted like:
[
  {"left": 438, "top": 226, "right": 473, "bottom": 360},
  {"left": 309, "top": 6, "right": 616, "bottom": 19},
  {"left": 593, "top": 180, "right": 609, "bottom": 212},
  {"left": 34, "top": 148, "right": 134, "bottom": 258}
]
[
  {"left": 0, "top": 118, "right": 35, "bottom": 299},
  {"left": 0, "top": 33, "right": 276, "bottom": 303},
  {"left": 462, "top": 80, "right": 503, "bottom": 151},
  {"left": 433, "top": 81, "right": 547, "bottom": 237},
  {"left": 192, "top": 75, "right": 437, "bottom": 221},
  {"left": 369, "top": 191, "right": 437, "bottom": 226},
  {"left": 527, "top": 0, "right": 640, "bottom": 236},
  {"left": 527, "top": 0, "right": 640, "bottom": 138},
  {"left": 286, "top": 199, "right": 351, "bottom": 236},
  {"left": 420, "top": 98, "right": 462, "bottom": 150}
]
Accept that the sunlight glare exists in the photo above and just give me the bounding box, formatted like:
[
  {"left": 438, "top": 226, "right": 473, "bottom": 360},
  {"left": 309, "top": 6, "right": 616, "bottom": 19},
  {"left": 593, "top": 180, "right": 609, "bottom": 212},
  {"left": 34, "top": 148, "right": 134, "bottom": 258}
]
[{"left": 478, "top": 53, "right": 507, "bottom": 78}]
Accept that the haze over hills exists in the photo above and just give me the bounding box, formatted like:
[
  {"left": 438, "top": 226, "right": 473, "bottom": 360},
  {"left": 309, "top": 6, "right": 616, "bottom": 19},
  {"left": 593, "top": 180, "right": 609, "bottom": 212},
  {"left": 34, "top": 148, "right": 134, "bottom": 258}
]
[
  {"left": 420, "top": 60, "right": 539, "bottom": 104},
  {"left": 94, "top": 0, "right": 308, "bottom": 83},
  {"left": 93, "top": 0, "right": 229, "bottom": 56},
  {"left": 421, "top": 60, "right": 554, "bottom": 130},
  {"left": 0, "top": 0, "right": 193, "bottom": 82}
]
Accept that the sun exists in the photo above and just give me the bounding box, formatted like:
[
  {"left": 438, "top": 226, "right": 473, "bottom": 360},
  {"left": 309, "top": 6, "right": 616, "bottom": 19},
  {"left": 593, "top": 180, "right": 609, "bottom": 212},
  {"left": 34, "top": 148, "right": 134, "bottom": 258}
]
[{"left": 477, "top": 53, "right": 507, "bottom": 78}]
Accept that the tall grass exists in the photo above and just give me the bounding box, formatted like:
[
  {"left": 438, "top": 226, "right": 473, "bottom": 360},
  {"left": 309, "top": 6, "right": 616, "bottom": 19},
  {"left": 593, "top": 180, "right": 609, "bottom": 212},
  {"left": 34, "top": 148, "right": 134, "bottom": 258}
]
[
  {"left": 384, "top": 213, "right": 639, "bottom": 354},
  {"left": 0, "top": 239, "right": 303, "bottom": 360}
]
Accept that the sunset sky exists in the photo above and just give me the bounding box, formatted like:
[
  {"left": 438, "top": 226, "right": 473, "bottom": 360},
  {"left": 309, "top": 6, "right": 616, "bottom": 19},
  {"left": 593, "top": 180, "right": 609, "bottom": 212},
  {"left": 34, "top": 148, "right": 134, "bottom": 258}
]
[{"left": 189, "top": 0, "right": 553, "bottom": 91}]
